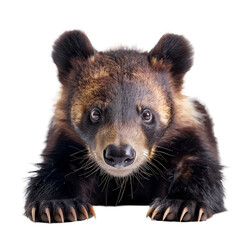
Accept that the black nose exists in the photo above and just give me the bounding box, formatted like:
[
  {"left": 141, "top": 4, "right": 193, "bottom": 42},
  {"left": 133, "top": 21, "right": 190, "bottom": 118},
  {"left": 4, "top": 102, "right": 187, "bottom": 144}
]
[{"left": 103, "top": 144, "right": 136, "bottom": 168}]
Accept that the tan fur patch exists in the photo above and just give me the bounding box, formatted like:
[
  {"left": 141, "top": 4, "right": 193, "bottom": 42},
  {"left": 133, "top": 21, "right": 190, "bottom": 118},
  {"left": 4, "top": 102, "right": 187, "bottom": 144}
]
[
  {"left": 174, "top": 93, "right": 202, "bottom": 127},
  {"left": 88, "top": 67, "right": 109, "bottom": 80},
  {"left": 176, "top": 155, "right": 197, "bottom": 180},
  {"left": 70, "top": 99, "right": 83, "bottom": 125},
  {"left": 139, "top": 94, "right": 171, "bottom": 126},
  {"left": 52, "top": 87, "right": 81, "bottom": 143},
  {"left": 150, "top": 57, "right": 172, "bottom": 71},
  {"left": 132, "top": 71, "right": 171, "bottom": 126},
  {"left": 94, "top": 123, "right": 149, "bottom": 177},
  {"left": 89, "top": 55, "right": 95, "bottom": 63},
  {"left": 53, "top": 87, "right": 68, "bottom": 123}
]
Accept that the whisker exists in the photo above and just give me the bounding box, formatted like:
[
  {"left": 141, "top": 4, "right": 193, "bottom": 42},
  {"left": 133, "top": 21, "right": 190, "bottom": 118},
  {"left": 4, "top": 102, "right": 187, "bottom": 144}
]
[
  {"left": 65, "top": 168, "right": 81, "bottom": 177},
  {"left": 133, "top": 172, "right": 144, "bottom": 188},
  {"left": 155, "top": 146, "right": 173, "bottom": 152},
  {"left": 148, "top": 159, "right": 166, "bottom": 173},
  {"left": 144, "top": 153, "right": 166, "bottom": 179},
  {"left": 66, "top": 148, "right": 99, "bottom": 178},
  {"left": 116, "top": 178, "right": 127, "bottom": 205},
  {"left": 151, "top": 157, "right": 167, "bottom": 171},
  {"left": 69, "top": 151, "right": 90, "bottom": 162},
  {"left": 153, "top": 152, "right": 167, "bottom": 162},
  {"left": 68, "top": 146, "right": 89, "bottom": 154},
  {"left": 154, "top": 147, "right": 175, "bottom": 157},
  {"left": 130, "top": 175, "right": 133, "bottom": 199},
  {"left": 69, "top": 149, "right": 88, "bottom": 157},
  {"left": 99, "top": 172, "right": 109, "bottom": 188},
  {"left": 140, "top": 167, "right": 153, "bottom": 177},
  {"left": 105, "top": 176, "right": 110, "bottom": 205},
  {"left": 145, "top": 163, "right": 159, "bottom": 178},
  {"left": 84, "top": 159, "right": 95, "bottom": 171},
  {"left": 77, "top": 160, "right": 95, "bottom": 171},
  {"left": 155, "top": 151, "right": 174, "bottom": 157},
  {"left": 82, "top": 166, "right": 99, "bottom": 178},
  {"left": 138, "top": 167, "right": 151, "bottom": 180},
  {"left": 68, "top": 145, "right": 81, "bottom": 151},
  {"left": 148, "top": 161, "right": 166, "bottom": 180},
  {"left": 102, "top": 175, "right": 111, "bottom": 192}
]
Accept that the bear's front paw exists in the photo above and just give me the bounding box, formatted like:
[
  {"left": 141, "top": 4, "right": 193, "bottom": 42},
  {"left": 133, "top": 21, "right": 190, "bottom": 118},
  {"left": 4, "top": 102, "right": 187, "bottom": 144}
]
[
  {"left": 146, "top": 198, "right": 212, "bottom": 222},
  {"left": 25, "top": 198, "right": 96, "bottom": 223}
]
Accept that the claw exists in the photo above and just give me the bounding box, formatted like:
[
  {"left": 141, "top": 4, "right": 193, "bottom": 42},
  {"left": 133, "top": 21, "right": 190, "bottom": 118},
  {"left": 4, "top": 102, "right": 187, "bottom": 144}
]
[
  {"left": 31, "top": 207, "right": 36, "bottom": 222},
  {"left": 45, "top": 208, "right": 51, "bottom": 223},
  {"left": 70, "top": 207, "right": 77, "bottom": 221},
  {"left": 180, "top": 207, "right": 188, "bottom": 222},
  {"left": 81, "top": 205, "right": 89, "bottom": 219},
  {"left": 162, "top": 207, "right": 171, "bottom": 221},
  {"left": 146, "top": 206, "right": 154, "bottom": 218},
  {"left": 88, "top": 204, "right": 96, "bottom": 218},
  {"left": 151, "top": 206, "right": 160, "bottom": 220},
  {"left": 198, "top": 208, "right": 204, "bottom": 222},
  {"left": 58, "top": 208, "right": 64, "bottom": 223}
]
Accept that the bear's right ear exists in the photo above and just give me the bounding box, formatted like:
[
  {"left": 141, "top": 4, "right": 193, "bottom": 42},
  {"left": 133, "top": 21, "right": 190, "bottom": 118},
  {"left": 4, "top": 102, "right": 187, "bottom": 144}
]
[{"left": 52, "top": 30, "right": 95, "bottom": 84}]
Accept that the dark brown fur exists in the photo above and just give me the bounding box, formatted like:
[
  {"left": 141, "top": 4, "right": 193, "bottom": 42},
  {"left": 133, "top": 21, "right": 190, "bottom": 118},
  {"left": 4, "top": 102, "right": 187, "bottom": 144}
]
[{"left": 25, "top": 30, "right": 225, "bottom": 223}]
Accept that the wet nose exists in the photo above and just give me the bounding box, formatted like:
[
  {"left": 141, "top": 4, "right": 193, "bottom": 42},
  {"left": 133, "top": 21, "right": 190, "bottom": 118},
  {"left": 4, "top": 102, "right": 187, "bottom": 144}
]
[{"left": 103, "top": 144, "right": 136, "bottom": 168}]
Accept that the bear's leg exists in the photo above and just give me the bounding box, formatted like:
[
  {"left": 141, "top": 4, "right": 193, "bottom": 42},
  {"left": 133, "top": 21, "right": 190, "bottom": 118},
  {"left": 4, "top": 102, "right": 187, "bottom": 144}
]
[
  {"left": 146, "top": 157, "right": 225, "bottom": 222},
  {"left": 25, "top": 163, "right": 96, "bottom": 223}
]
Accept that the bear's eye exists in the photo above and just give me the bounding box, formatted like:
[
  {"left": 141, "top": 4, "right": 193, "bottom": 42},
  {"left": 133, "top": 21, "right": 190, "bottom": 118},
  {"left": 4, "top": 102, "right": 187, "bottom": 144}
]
[
  {"left": 90, "top": 108, "right": 101, "bottom": 123},
  {"left": 142, "top": 109, "right": 153, "bottom": 123}
]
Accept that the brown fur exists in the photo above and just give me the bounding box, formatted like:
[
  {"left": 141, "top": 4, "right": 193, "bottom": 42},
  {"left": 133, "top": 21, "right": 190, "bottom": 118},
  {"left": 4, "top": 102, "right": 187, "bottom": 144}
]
[
  {"left": 132, "top": 69, "right": 171, "bottom": 126},
  {"left": 53, "top": 45, "right": 202, "bottom": 178},
  {"left": 25, "top": 31, "right": 224, "bottom": 223}
]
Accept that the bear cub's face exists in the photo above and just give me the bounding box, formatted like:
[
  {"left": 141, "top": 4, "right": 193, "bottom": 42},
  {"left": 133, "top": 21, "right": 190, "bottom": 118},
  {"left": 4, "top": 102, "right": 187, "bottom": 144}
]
[{"left": 52, "top": 31, "right": 193, "bottom": 177}]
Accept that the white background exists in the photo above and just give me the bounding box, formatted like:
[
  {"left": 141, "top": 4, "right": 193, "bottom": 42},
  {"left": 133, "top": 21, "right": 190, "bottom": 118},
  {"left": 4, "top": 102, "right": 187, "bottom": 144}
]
[{"left": 0, "top": 0, "right": 239, "bottom": 239}]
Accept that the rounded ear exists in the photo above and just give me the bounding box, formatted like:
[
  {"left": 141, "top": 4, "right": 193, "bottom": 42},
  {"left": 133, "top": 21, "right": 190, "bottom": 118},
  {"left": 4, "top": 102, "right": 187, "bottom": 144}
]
[
  {"left": 52, "top": 30, "right": 95, "bottom": 84},
  {"left": 148, "top": 34, "right": 193, "bottom": 88}
]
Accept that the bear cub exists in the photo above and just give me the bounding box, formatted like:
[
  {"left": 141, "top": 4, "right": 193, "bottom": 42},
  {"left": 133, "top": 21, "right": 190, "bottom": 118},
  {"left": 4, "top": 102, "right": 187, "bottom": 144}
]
[{"left": 25, "top": 30, "right": 225, "bottom": 223}]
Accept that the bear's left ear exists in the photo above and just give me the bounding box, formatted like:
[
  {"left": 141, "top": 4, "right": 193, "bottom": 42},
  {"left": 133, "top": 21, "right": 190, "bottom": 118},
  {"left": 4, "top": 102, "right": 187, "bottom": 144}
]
[
  {"left": 148, "top": 34, "right": 193, "bottom": 88},
  {"left": 52, "top": 30, "right": 95, "bottom": 84}
]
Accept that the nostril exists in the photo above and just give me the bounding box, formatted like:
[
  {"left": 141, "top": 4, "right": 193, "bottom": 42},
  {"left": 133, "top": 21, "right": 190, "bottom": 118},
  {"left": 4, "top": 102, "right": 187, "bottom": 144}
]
[
  {"left": 123, "top": 156, "right": 135, "bottom": 167},
  {"left": 124, "top": 159, "right": 129, "bottom": 164},
  {"left": 108, "top": 158, "right": 114, "bottom": 163},
  {"left": 124, "top": 157, "right": 134, "bottom": 164}
]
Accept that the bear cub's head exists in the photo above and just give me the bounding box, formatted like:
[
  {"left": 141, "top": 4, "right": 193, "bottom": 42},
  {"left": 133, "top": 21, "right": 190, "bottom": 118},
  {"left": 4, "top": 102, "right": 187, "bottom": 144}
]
[{"left": 52, "top": 30, "right": 194, "bottom": 177}]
